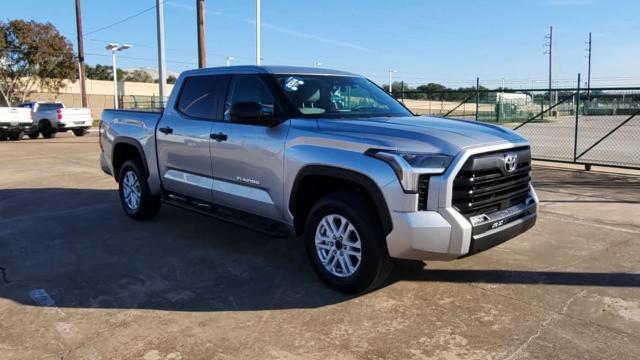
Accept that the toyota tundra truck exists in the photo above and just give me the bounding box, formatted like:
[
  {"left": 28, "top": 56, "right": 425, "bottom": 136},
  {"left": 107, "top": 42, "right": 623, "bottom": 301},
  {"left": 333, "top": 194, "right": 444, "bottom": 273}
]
[{"left": 99, "top": 66, "right": 538, "bottom": 293}]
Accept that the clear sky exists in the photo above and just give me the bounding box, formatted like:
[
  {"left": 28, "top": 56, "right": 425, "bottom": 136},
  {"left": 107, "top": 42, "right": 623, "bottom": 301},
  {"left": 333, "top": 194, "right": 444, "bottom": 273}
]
[{"left": 3, "top": 0, "right": 639, "bottom": 88}]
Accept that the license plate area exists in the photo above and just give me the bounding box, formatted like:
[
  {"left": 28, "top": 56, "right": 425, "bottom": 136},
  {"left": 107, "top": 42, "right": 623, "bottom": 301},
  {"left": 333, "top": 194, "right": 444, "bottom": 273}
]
[{"left": 469, "top": 200, "right": 535, "bottom": 235}]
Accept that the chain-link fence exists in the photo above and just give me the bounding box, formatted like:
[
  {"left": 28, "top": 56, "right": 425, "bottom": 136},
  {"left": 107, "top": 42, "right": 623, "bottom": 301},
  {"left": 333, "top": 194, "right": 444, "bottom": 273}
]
[
  {"left": 397, "top": 86, "right": 640, "bottom": 170},
  {"left": 119, "top": 95, "right": 167, "bottom": 112}
]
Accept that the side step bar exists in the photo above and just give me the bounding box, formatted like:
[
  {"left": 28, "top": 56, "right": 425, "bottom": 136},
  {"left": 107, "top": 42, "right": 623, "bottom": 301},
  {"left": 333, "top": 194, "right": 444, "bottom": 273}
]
[{"left": 162, "top": 193, "right": 292, "bottom": 238}]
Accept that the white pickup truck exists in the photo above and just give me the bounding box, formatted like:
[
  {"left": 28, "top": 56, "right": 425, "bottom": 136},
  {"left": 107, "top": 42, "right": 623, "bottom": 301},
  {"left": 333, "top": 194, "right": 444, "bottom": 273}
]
[
  {"left": 0, "top": 107, "right": 32, "bottom": 140},
  {"left": 19, "top": 101, "right": 93, "bottom": 139}
]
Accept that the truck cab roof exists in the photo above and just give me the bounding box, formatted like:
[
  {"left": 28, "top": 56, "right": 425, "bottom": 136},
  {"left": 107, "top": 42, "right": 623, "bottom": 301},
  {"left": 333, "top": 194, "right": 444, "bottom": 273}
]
[{"left": 180, "top": 65, "right": 360, "bottom": 78}]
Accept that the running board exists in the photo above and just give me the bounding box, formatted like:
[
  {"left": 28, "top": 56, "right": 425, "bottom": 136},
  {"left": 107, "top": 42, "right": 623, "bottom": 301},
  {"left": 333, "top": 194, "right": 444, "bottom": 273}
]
[{"left": 162, "top": 193, "right": 292, "bottom": 238}]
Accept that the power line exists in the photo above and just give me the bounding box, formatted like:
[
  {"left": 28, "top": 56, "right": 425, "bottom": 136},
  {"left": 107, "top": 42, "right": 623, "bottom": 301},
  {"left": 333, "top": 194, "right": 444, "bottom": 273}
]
[
  {"left": 85, "top": 1, "right": 166, "bottom": 36},
  {"left": 84, "top": 37, "right": 255, "bottom": 61}
]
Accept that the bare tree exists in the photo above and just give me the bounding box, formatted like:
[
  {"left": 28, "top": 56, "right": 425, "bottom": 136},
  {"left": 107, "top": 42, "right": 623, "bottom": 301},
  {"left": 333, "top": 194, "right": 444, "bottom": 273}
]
[{"left": 0, "top": 20, "right": 76, "bottom": 106}]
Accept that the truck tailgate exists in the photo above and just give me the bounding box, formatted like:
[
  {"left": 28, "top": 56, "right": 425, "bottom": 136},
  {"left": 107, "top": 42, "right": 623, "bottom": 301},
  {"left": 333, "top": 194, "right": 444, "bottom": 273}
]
[
  {"left": 0, "top": 107, "right": 32, "bottom": 125},
  {"left": 60, "top": 108, "right": 92, "bottom": 123}
]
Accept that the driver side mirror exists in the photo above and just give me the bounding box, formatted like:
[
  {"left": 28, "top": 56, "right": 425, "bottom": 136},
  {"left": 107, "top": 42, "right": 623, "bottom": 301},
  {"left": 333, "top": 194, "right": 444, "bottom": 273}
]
[{"left": 229, "top": 102, "right": 279, "bottom": 126}]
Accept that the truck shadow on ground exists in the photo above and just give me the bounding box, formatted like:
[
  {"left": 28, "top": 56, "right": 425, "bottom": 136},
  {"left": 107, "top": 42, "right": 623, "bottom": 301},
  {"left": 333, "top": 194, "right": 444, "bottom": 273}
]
[{"left": 0, "top": 188, "right": 638, "bottom": 313}]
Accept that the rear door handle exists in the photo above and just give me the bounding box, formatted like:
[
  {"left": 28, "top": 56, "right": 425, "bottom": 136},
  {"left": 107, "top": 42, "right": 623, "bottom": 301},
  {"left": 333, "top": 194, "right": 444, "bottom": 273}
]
[
  {"left": 158, "top": 126, "right": 173, "bottom": 135},
  {"left": 210, "top": 132, "right": 228, "bottom": 142}
]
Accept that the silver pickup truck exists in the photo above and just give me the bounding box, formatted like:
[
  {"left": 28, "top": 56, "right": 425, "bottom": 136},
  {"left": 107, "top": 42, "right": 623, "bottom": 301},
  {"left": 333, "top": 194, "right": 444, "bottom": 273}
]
[{"left": 100, "top": 66, "right": 537, "bottom": 293}]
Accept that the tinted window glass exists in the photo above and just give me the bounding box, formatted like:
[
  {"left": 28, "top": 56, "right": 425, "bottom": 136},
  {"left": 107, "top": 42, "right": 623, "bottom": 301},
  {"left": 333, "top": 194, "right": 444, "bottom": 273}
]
[
  {"left": 274, "top": 74, "right": 412, "bottom": 119},
  {"left": 177, "top": 75, "right": 226, "bottom": 120},
  {"left": 38, "top": 103, "right": 64, "bottom": 111},
  {"left": 224, "top": 75, "right": 275, "bottom": 122}
]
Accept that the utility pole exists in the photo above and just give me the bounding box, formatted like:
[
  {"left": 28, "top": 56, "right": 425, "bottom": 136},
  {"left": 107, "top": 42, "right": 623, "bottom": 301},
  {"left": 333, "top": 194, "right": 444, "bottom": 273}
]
[
  {"left": 256, "top": 0, "right": 261, "bottom": 65},
  {"left": 156, "top": 0, "right": 167, "bottom": 105},
  {"left": 586, "top": 32, "right": 592, "bottom": 99},
  {"left": 225, "top": 56, "right": 234, "bottom": 67},
  {"left": 74, "top": 0, "right": 88, "bottom": 108},
  {"left": 197, "top": 0, "right": 206, "bottom": 68},
  {"left": 544, "top": 26, "right": 553, "bottom": 105}
]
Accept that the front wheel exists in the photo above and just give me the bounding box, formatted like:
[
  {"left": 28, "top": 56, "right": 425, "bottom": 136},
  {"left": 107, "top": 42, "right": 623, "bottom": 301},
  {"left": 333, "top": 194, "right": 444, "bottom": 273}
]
[
  {"left": 118, "top": 160, "right": 161, "bottom": 220},
  {"left": 72, "top": 128, "right": 88, "bottom": 136},
  {"left": 304, "top": 192, "right": 393, "bottom": 294},
  {"left": 27, "top": 131, "right": 39, "bottom": 139}
]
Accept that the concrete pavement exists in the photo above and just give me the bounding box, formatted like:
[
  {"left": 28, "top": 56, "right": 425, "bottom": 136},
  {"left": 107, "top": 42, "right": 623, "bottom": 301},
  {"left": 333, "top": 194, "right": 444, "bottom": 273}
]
[{"left": 0, "top": 132, "right": 639, "bottom": 359}]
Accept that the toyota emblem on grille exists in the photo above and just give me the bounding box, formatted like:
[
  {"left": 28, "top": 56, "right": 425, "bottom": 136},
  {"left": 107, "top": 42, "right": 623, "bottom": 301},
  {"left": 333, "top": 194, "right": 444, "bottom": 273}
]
[{"left": 504, "top": 153, "right": 518, "bottom": 173}]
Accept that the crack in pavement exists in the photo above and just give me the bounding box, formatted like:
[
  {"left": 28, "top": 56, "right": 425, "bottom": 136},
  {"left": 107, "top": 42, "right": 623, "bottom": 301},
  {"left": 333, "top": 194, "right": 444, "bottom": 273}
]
[{"left": 504, "top": 290, "right": 586, "bottom": 360}]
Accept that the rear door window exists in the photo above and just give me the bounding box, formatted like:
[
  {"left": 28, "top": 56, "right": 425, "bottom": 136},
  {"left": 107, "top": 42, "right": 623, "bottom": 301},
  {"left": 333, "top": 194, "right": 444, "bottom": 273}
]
[{"left": 176, "top": 75, "right": 228, "bottom": 120}]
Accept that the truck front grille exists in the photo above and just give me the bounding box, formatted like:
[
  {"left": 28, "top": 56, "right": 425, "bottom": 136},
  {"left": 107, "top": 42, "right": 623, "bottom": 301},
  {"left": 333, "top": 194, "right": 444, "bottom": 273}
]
[{"left": 452, "top": 147, "right": 532, "bottom": 217}]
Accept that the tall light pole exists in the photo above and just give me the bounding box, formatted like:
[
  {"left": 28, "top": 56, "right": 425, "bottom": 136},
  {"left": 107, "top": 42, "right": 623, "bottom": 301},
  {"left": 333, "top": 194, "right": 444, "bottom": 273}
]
[
  {"left": 106, "top": 43, "right": 132, "bottom": 109},
  {"left": 586, "top": 32, "right": 592, "bottom": 99},
  {"left": 156, "top": 0, "right": 167, "bottom": 105},
  {"left": 256, "top": 0, "right": 261, "bottom": 65},
  {"left": 225, "top": 56, "right": 235, "bottom": 67},
  {"left": 544, "top": 26, "right": 553, "bottom": 104},
  {"left": 388, "top": 69, "right": 397, "bottom": 93}
]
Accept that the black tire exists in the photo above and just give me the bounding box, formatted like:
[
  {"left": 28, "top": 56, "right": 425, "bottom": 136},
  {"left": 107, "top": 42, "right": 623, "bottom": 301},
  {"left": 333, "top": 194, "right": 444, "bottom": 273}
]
[
  {"left": 8, "top": 131, "right": 24, "bottom": 141},
  {"left": 27, "top": 132, "right": 39, "bottom": 139},
  {"left": 40, "top": 121, "right": 56, "bottom": 139},
  {"left": 72, "top": 128, "right": 88, "bottom": 136},
  {"left": 118, "top": 160, "right": 161, "bottom": 220},
  {"left": 304, "top": 192, "right": 393, "bottom": 294}
]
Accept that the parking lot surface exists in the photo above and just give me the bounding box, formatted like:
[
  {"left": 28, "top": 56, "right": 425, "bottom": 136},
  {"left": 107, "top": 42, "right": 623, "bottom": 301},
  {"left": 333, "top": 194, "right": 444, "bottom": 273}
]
[{"left": 1, "top": 132, "right": 639, "bottom": 360}]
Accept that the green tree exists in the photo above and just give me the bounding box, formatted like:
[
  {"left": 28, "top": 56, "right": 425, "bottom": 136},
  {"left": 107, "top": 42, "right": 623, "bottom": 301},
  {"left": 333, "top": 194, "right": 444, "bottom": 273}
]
[
  {"left": 0, "top": 20, "right": 76, "bottom": 106},
  {"left": 166, "top": 75, "right": 177, "bottom": 84},
  {"left": 85, "top": 64, "right": 126, "bottom": 81},
  {"left": 86, "top": 64, "right": 111, "bottom": 80},
  {"left": 416, "top": 83, "right": 447, "bottom": 93},
  {"left": 125, "top": 69, "right": 153, "bottom": 83}
]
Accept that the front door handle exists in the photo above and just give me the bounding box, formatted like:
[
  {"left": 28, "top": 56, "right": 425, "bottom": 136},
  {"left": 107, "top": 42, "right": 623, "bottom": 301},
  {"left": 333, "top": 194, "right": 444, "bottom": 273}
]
[
  {"left": 158, "top": 126, "right": 173, "bottom": 135},
  {"left": 210, "top": 132, "right": 228, "bottom": 142}
]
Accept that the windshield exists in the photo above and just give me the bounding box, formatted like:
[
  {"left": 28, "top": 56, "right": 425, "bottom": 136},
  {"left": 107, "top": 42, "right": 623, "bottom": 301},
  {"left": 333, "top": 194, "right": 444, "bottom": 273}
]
[{"left": 273, "top": 74, "right": 412, "bottom": 118}]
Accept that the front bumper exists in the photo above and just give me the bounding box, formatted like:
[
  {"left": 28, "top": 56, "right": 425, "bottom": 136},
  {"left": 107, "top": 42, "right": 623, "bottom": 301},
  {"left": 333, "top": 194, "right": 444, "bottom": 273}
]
[
  {"left": 382, "top": 142, "right": 538, "bottom": 261},
  {"left": 384, "top": 190, "right": 537, "bottom": 261}
]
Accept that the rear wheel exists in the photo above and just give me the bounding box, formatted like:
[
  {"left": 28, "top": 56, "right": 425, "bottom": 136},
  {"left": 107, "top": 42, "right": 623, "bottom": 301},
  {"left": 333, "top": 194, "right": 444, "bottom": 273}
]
[
  {"left": 40, "top": 122, "right": 56, "bottom": 139},
  {"left": 72, "top": 128, "right": 88, "bottom": 136},
  {"left": 8, "top": 131, "right": 23, "bottom": 141},
  {"left": 27, "top": 132, "right": 39, "bottom": 139},
  {"left": 118, "top": 160, "right": 161, "bottom": 220},
  {"left": 304, "top": 192, "right": 393, "bottom": 294}
]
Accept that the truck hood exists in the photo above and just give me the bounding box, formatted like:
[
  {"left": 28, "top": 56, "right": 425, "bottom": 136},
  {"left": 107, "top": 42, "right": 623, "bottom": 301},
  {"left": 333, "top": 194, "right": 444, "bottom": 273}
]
[{"left": 316, "top": 116, "right": 527, "bottom": 156}]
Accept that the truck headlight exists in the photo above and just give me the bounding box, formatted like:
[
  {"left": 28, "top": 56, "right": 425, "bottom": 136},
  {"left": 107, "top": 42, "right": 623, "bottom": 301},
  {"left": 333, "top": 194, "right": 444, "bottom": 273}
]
[{"left": 366, "top": 150, "right": 452, "bottom": 193}]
